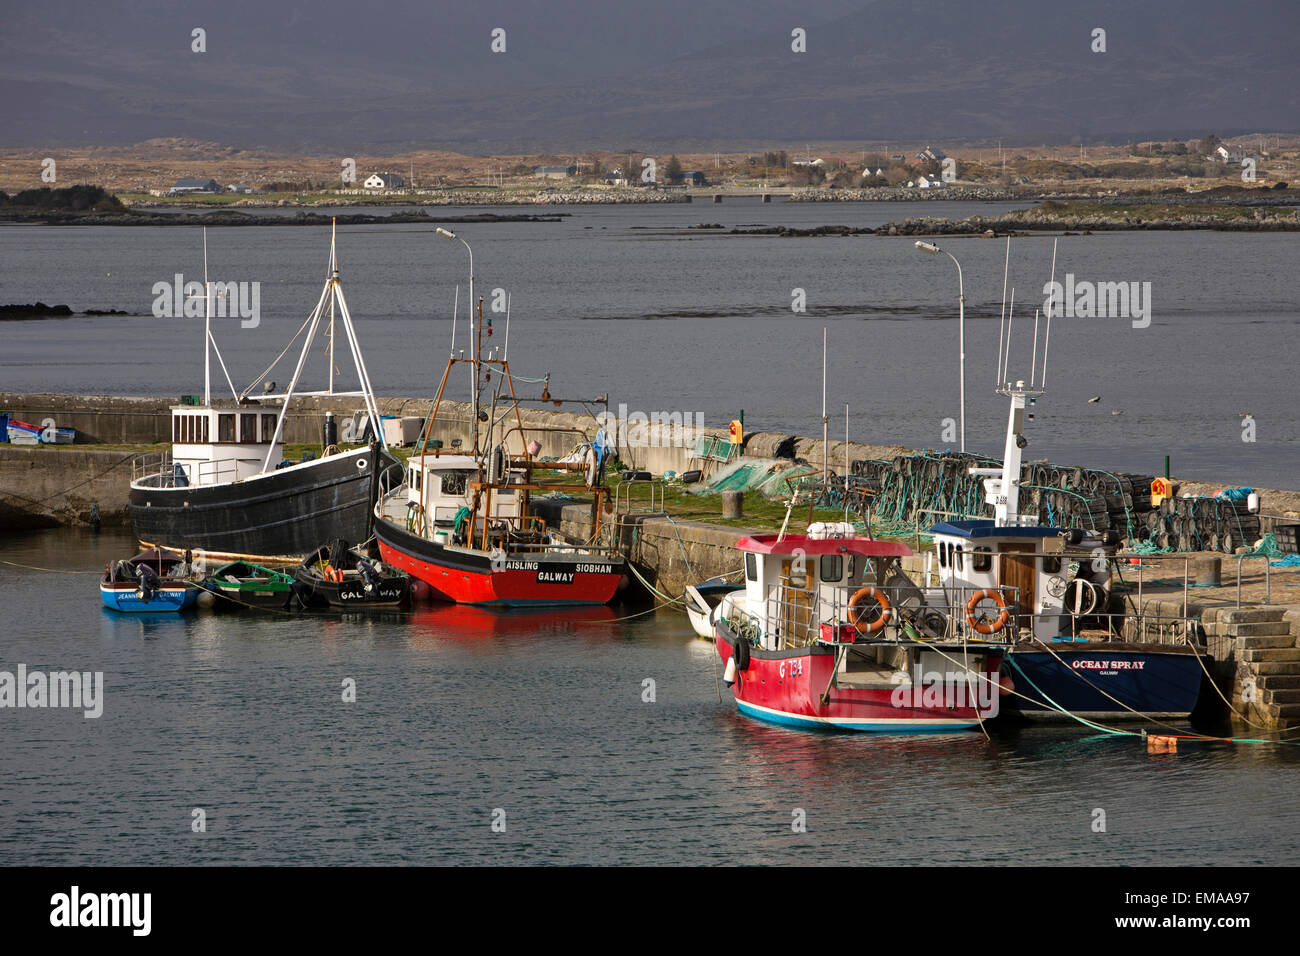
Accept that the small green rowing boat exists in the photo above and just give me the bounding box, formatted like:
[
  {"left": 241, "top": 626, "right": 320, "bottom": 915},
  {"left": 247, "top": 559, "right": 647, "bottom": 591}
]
[{"left": 205, "top": 561, "right": 296, "bottom": 610}]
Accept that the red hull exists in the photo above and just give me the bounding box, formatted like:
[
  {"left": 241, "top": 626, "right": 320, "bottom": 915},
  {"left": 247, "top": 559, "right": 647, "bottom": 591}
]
[
  {"left": 376, "top": 517, "right": 623, "bottom": 606},
  {"left": 716, "top": 626, "right": 1003, "bottom": 733}
]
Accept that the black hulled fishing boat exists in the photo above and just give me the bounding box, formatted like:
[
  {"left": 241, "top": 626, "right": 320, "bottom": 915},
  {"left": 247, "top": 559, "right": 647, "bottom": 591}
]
[{"left": 128, "top": 225, "right": 393, "bottom": 562}]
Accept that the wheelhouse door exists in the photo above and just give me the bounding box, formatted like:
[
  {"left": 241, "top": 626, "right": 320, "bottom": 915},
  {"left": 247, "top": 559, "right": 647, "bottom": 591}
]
[
  {"left": 997, "top": 544, "right": 1037, "bottom": 632},
  {"left": 778, "top": 558, "right": 816, "bottom": 649}
]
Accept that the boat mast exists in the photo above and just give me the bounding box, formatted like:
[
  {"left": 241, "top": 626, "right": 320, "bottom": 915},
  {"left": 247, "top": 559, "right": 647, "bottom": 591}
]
[
  {"left": 821, "top": 328, "right": 828, "bottom": 487},
  {"left": 328, "top": 236, "right": 336, "bottom": 395},
  {"left": 203, "top": 227, "right": 211, "bottom": 405},
  {"left": 258, "top": 220, "right": 388, "bottom": 473},
  {"left": 970, "top": 241, "right": 1049, "bottom": 527},
  {"left": 473, "top": 296, "right": 483, "bottom": 456},
  {"left": 189, "top": 228, "right": 239, "bottom": 406}
]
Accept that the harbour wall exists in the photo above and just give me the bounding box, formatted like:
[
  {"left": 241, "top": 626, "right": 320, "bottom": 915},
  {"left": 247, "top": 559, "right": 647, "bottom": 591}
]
[
  {"left": 4, "top": 391, "right": 1300, "bottom": 527},
  {"left": 0, "top": 446, "right": 136, "bottom": 529}
]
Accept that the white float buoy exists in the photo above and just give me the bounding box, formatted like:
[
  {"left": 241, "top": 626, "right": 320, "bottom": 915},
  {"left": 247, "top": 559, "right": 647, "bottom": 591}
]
[{"left": 723, "top": 657, "right": 737, "bottom": 686}]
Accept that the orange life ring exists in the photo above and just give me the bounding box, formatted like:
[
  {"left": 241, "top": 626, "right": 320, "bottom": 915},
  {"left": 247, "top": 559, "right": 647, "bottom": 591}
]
[
  {"left": 848, "top": 586, "right": 892, "bottom": 635},
  {"left": 966, "top": 589, "right": 1010, "bottom": 635}
]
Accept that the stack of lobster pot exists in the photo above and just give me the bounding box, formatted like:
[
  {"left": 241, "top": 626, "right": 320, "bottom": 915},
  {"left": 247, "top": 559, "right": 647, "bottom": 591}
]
[{"left": 1131, "top": 494, "right": 1261, "bottom": 553}]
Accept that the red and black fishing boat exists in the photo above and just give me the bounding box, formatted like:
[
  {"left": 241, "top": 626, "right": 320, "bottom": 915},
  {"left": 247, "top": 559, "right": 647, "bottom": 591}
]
[{"left": 373, "top": 229, "right": 625, "bottom": 606}]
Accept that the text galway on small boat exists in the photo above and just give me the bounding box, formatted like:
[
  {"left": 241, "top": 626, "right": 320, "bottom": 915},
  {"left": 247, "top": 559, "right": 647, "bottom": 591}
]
[
  {"left": 100, "top": 548, "right": 199, "bottom": 613},
  {"left": 294, "top": 539, "right": 410, "bottom": 609}
]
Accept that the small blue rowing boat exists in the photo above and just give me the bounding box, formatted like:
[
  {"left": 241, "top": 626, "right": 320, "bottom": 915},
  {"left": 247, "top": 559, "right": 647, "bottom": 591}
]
[{"left": 100, "top": 548, "right": 198, "bottom": 613}]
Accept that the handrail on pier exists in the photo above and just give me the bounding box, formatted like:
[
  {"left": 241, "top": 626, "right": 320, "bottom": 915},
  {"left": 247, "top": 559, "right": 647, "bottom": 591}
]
[{"left": 1236, "top": 552, "right": 1272, "bottom": 607}]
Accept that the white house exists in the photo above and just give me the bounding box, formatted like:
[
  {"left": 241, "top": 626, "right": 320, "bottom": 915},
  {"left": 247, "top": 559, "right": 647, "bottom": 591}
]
[{"left": 363, "top": 172, "right": 405, "bottom": 190}]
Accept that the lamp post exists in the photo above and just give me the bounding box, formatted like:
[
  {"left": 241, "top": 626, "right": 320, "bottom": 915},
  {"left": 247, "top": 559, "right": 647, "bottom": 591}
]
[
  {"left": 437, "top": 228, "right": 478, "bottom": 451},
  {"left": 915, "top": 240, "right": 965, "bottom": 453}
]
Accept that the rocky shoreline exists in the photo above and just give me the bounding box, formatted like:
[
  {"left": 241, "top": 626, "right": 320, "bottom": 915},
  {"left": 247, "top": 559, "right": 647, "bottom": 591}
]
[
  {"left": 0, "top": 303, "right": 133, "bottom": 320},
  {"left": 876, "top": 203, "right": 1300, "bottom": 236}
]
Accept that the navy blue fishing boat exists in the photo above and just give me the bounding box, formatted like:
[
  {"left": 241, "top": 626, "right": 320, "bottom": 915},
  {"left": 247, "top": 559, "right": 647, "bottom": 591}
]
[{"left": 911, "top": 257, "right": 1203, "bottom": 720}]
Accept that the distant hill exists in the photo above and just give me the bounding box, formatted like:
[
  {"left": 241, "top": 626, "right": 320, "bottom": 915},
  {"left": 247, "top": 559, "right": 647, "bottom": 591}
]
[{"left": 3, "top": 0, "right": 1296, "bottom": 150}]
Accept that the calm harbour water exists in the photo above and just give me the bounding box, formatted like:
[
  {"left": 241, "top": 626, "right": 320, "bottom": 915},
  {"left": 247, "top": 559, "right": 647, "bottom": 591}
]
[
  {"left": 1, "top": 528, "right": 1298, "bottom": 866},
  {"left": 0, "top": 200, "right": 1297, "bottom": 488},
  {"left": 2, "top": 204, "right": 1299, "bottom": 865}
]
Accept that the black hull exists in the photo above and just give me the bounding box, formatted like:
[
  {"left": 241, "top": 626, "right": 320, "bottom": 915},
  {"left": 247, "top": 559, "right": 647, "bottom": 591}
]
[
  {"left": 129, "top": 446, "right": 388, "bottom": 560},
  {"left": 292, "top": 572, "right": 409, "bottom": 609}
]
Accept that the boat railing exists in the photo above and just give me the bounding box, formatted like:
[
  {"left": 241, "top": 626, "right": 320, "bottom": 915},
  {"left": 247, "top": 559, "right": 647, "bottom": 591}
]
[
  {"left": 475, "top": 512, "right": 624, "bottom": 558},
  {"left": 129, "top": 450, "right": 240, "bottom": 488},
  {"left": 915, "top": 578, "right": 1201, "bottom": 647},
  {"left": 741, "top": 583, "right": 1024, "bottom": 651},
  {"left": 131, "top": 450, "right": 172, "bottom": 485},
  {"left": 377, "top": 459, "right": 405, "bottom": 499},
  {"left": 192, "top": 458, "right": 239, "bottom": 486}
]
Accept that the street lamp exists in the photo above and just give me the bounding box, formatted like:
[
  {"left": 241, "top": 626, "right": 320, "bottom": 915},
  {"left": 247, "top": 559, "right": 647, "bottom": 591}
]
[
  {"left": 438, "top": 227, "right": 479, "bottom": 451},
  {"left": 435, "top": 227, "right": 473, "bottom": 307},
  {"left": 915, "top": 239, "right": 965, "bottom": 453}
]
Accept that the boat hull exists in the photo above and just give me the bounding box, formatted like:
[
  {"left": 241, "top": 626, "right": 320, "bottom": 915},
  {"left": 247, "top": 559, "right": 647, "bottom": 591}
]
[
  {"left": 686, "top": 578, "right": 742, "bottom": 639},
  {"left": 129, "top": 446, "right": 385, "bottom": 562},
  {"left": 292, "top": 572, "right": 408, "bottom": 608},
  {"left": 208, "top": 581, "right": 293, "bottom": 610},
  {"left": 715, "top": 621, "right": 1003, "bottom": 733},
  {"left": 1002, "top": 644, "right": 1204, "bottom": 719},
  {"left": 375, "top": 515, "right": 624, "bottom": 606},
  {"left": 100, "top": 583, "right": 197, "bottom": 613}
]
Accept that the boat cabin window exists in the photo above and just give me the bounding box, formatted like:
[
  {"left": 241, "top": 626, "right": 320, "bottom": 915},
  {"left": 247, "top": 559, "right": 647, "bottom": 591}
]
[
  {"left": 819, "top": 554, "right": 842, "bottom": 583},
  {"left": 745, "top": 552, "right": 757, "bottom": 582},
  {"left": 261, "top": 413, "right": 278, "bottom": 442},
  {"left": 440, "top": 470, "right": 470, "bottom": 496},
  {"left": 972, "top": 547, "right": 992, "bottom": 572},
  {"left": 953, "top": 546, "right": 963, "bottom": 572},
  {"left": 173, "top": 414, "right": 209, "bottom": 444},
  {"left": 410, "top": 468, "right": 421, "bottom": 491},
  {"left": 218, "top": 414, "right": 236, "bottom": 443},
  {"left": 241, "top": 413, "right": 258, "bottom": 443},
  {"left": 1042, "top": 555, "right": 1062, "bottom": 574}
]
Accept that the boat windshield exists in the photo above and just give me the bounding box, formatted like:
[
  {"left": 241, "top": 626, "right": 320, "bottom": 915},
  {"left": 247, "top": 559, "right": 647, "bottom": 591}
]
[{"left": 439, "top": 470, "right": 471, "bottom": 496}]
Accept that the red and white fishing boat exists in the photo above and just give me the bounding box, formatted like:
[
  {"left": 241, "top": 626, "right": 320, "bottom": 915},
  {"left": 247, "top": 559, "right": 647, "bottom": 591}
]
[
  {"left": 714, "top": 522, "right": 1010, "bottom": 732},
  {"left": 373, "top": 229, "right": 625, "bottom": 606}
]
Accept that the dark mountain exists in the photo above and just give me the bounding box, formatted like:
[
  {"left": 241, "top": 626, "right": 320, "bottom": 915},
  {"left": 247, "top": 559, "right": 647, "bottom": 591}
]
[{"left": 2, "top": 0, "right": 1295, "bottom": 149}]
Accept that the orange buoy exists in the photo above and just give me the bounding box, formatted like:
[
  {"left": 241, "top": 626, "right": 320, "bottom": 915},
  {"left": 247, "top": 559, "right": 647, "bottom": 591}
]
[
  {"left": 848, "top": 586, "right": 892, "bottom": 635},
  {"left": 965, "top": 589, "right": 1010, "bottom": 635}
]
